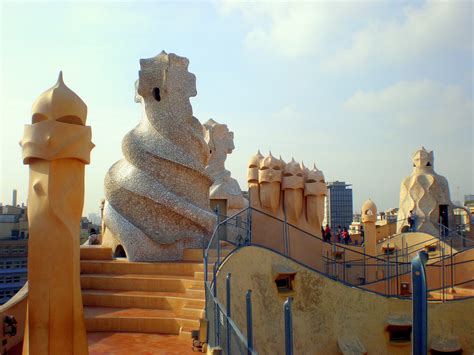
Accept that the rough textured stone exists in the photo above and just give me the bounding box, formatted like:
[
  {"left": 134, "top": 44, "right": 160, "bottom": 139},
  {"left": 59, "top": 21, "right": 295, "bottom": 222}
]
[
  {"left": 102, "top": 51, "right": 216, "bottom": 261},
  {"left": 203, "top": 118, "right": 246, "bottom": 216},
  {"left": 397, "top": 147, "right": 455, "bottom": 235}
]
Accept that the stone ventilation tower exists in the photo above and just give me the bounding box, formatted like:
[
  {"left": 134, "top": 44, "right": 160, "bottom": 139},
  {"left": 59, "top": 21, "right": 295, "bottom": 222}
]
[
  {"left": 361, "top": 199, "right": 377, "bottom": 256},
  {"left": 203, "top": 118, "right": 246, "bottom": 216},
  {"left": 20, "top": 72, "right": 92, "bottom": 354},
  {"left": 397, "top": 147, "right": 455, "bottom": 235},
  {"left": 102, "top": 52, "right": 216, "bottom": 261},
  {"left": 247, "top": 151, "right": 327, "bottom": 236}
]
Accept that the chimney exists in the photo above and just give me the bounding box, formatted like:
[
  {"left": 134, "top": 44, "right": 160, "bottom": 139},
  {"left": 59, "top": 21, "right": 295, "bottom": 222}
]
[{"left": 12, "top": 189, "right": 17, "bottom": 206}]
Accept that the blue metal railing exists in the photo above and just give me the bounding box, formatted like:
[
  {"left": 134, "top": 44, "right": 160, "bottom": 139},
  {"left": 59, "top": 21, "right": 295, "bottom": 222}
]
[
  {"left": 205, "top": 279, "right": 256, "bottom": 354},
  {"left": 284, "top": 297, "right": 293, "bottom": 355},
  {"left": 204, "top": 206, "right": 473, "bottom": 352},
  {"left": 412, "top": 251, "right": 428, "bottom": 355},
  {"left": 205, "top": 207, "right": 473, "bottom": 301}
]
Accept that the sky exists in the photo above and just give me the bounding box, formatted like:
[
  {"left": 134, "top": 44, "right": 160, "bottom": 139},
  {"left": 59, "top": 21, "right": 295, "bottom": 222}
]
[{"left": 1, "top": 0, "right": 473, "bottom": 217}]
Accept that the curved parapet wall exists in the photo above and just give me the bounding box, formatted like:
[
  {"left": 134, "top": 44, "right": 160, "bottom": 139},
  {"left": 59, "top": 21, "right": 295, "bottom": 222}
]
[
  {"left": 216, "top": 246, "right": 474, "bottom": 354},
  {"left": 103, "top": 52, "right": 216, "bottom": 261},
  {"left": 0, "top": 284, "right": 28, "bottom": 352}
]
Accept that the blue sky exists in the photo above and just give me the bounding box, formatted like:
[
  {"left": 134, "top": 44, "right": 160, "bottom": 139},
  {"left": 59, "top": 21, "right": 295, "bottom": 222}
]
[{"left": 1, "top": 0, "right": 473, "bottom": 216}]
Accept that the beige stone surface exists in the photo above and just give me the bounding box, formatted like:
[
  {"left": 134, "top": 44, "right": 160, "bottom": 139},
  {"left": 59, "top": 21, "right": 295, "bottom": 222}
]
[
  {"left": 361, "top": 199, "right": 377, "bottom": 262},
  {"left": 102, "top": 51, "right": 216, "bottom": 261},
  {"left": 203, "top": 119, "right": 246, "bottom": 216},
  {"left": 216, "top": 246, "right": 474, "bottom": 354},
  {"left": 0, "top": 284, "right": 28, "bottom": 352},
  {"left": 248, "top": 151, "right": 326, "bottom": 235},
  {"left": 246, "top": 152, "right": 328, "bottom": 273},
  {"left": 397, "top": 147, "right": 455, "bottom": 235},
  {"left": 20, "top": 72, "right": 91, "bottom": 354}
]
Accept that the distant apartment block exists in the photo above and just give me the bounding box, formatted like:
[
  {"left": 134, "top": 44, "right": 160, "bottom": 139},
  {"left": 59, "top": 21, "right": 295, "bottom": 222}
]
[
  {"left": 0, "top": 191, "right": 28, "bottom": 304},
  {"left": 0, "top": 205, "right": 28, "bottom": 240},
  {"left": 324, "top": 181, "right": 353, "bottom": 229},
  {"left": 0, "top": 239, "right": 28, "bottom": 304}
]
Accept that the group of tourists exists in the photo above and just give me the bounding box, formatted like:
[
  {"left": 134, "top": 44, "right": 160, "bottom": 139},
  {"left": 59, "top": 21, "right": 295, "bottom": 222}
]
[{"left": 321, "top": 224, "right": 353, "bottom": 244}]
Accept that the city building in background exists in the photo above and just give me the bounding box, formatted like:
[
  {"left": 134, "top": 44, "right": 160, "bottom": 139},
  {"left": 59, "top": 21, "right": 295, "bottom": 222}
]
[
  {"left": 0, "top": 190, "right": 28, "bottom": 240},
  {"left": 323, "top": 181, "right": 353, "bottom": 229},
  {"left": 88, "top": 212, "right": 101, "bottom": 226},
  {"left": 0, "top": 190, "right": 28, "bottom": 304},
  {"left": 0, "top": 239, "right": 28, "bottom": 304}
]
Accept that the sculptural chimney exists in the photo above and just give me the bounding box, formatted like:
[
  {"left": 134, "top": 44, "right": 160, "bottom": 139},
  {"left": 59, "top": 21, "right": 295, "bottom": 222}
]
[
  {"left": 20, "top": 72, "right": 93, "bottom": 355},
  {"left": 203, "top": 118, "right": 246, "bottom": 216},
  {"left": 102, "top": 52, "right": 215, "bottom": 261},
  {"left": 361, "top": 199, "right": 377, "bottom": 281},
  {"left": 397, "top": 147, "right": 455, "bottom": 235}
]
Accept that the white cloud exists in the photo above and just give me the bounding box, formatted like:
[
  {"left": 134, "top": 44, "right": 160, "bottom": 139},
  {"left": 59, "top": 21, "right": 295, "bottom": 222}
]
[
  {"left": 326, "top": 1, "right": 473, "bottom": 71},
  {"left": 220, "top": 0, "right": 472, "bottom": 67},
  {"left": 272, "top": 105, "right": 305, "bottom": 122},
  {"left": 220, "top": 1, "right": 364, "bottom": 59},
  {"left": 344, "top": 80, "right": 473, "bottom": 131}
]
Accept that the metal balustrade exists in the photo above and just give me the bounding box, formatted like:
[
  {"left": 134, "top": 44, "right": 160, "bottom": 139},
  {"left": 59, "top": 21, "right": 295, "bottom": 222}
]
[
  {"left": 203, "top": 207, "right": 472, "bottom": 353},
  {"left": 204, "top": 207, "right": 473, "bottom": 301}
]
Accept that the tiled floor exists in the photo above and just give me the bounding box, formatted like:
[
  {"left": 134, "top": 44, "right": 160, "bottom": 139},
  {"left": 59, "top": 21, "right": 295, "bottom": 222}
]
[{"left": 88, "top": 332, "right": 196, "bottom": 355}]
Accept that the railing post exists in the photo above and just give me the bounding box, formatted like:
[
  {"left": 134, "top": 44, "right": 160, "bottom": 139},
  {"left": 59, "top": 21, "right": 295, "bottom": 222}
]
[
  {"left": 246, "top": 290, "right": 253, "bottom": 354},
  {"left": 395, "top": 248, "right": 399, "bottom": 297},
  {"left": 439, "top": 235, "right": 445, "bottom": 302},
  {"left": 284, "top": 297, "right": 293, "bottom": 355},
  {"left": 343, "top": 251, "right": 346, "bottom": 283},
  {"left": 363, "top": 245, "right": 366, "bottom": 284},
  {"left": 226, "top": 273, "right": 231, "bottom": 355},
  {"left": 387, "top": 243, "right": 391, "bottom": 296},
  {"left": 412, "top": 251, "right": 428, "bottom": 355},
  {"left": 450, "top": 237, "right": 454, "bottom": 292},
  {"left": 215, "top": 205, "right": 221, "bottom": 267},
  {"left": 204, "top": 253, "right": 208, "bottom": 284},
  {"left": 246, "top": 207, "right": 252, "bottom": 245},
  {"left": 213, "top": 262, "right": 220, "bottom": 347},
  {"left": 213, "top": 262, "right": 218, "bottom": 297}
]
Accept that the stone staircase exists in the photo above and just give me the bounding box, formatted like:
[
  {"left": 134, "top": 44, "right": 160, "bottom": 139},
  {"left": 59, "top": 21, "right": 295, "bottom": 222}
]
[{"left": 80, "top": 245, "right": 230, "bottom": 338}]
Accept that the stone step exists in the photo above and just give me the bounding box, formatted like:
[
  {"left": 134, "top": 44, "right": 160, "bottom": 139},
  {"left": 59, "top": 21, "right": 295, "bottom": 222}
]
[
  {"left": 183, "top": 248, "right": 232, "bottom": 262},
  {"left": 180, "top": 306, "right": 204, "bottom": 319},
  {"left": 81, "top": 274, "right": 203, "bottom": 293},
  {"left": 84, "top": 306, "right": 199, "bottom": 335},
  {"left": 179, "top": 325, "right": 195, "bottom": 338},
  {"left": 82, "top": 289, "right": 204, "bottom": 310},
  {"left": 186, "top": 289, "right": 205, "bottom": 299},
  {"left": 81, "top": 259, "right": 203, "bottom": 276},
  {"left": 193, "top": 271, "right": 213, "bottom": 281},
  {"left": 80, "top": 246, "right": 113, "bottom": 260}
]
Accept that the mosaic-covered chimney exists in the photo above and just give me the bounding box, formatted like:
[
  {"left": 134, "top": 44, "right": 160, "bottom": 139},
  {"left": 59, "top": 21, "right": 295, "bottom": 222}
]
[{"left": 102, "top": 51, "right": 216, "bottom": 261}]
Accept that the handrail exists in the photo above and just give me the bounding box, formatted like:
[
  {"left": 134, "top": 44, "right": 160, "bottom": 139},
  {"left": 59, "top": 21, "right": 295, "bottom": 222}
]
[
  {"left": 436, "top": 222, "right": 472, "bottom": 242},
  {"left": 206, "top": 205, "right": 468, "bottom": 268},
  {"left": 251, "top": 208, "right": 401, "bottom": 264},
  {"left": 204, "top": 206, "right": 473, "bottom": 303},
  {"left": 205, "top": 207, "right": 249, "bottom": 257},
  {"left": 205, "top": 280, "right": 257, "bottom": 354}
]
